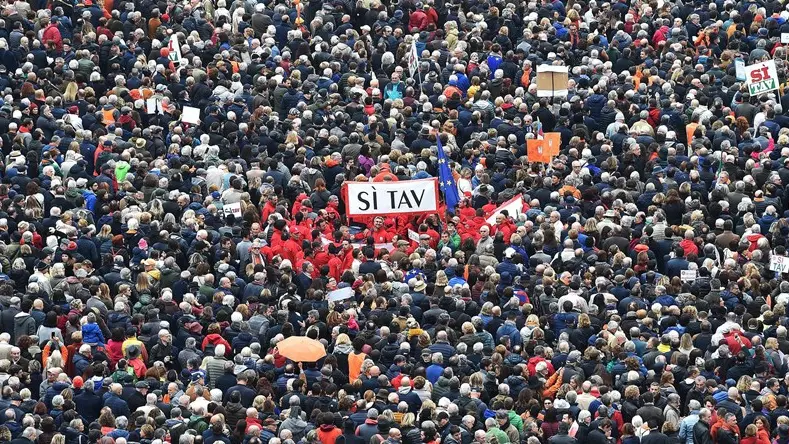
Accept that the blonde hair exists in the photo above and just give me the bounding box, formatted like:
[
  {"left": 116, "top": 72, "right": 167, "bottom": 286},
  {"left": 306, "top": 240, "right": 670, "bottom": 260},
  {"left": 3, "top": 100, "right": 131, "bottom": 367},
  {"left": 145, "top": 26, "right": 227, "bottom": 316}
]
[
  {"left": 736, "top": 375, "right": 752, "bottom": 394},
  {"left": 336, "top": 333, "right": 351, "bottom": 345},
  {"left": 679, "top": 333, "right": 693, "bottom": 352},
  {"left": 63, "top": 82, "right": 78, "bottom": 102}
]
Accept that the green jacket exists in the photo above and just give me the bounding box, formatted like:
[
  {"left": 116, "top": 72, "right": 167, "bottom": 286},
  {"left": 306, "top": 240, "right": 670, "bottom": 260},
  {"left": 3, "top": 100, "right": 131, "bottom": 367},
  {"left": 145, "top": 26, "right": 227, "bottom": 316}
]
[
  {"left": 508, "top": 411, "right": 523, "bottom": 432},
  {"left": 486, "top": 427, "right": 509, "bottom": 444}
]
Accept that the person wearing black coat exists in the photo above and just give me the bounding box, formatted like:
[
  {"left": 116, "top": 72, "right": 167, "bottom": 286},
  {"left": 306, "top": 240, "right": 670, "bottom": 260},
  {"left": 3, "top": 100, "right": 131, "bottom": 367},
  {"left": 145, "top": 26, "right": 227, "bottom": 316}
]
[
  {"left": 224, "top": 392, "right": 246, "bottom": 429},
  {"left": 586, "top": 418, "right": 614, "bottom": 444},
  {"left": 73, "top": 384, "right": 102, "bottom": 424},
  {"left": 0, "top": 301, "right": 20, "bottom": 340},
  {"left": 125, "top": 381, "right": 149, "bottom": 413},
  {"left": 223, "top": 373, "right": 257, "bottom": 407},
  {"left": 636, "top": 393, "right": 665, "bottom": 426},
  {"left": 641, "top": 420, "right": 673, "bottom": 444},
  {"left": 693, "top": 410, "right": 714, "bottom": 444},
  {"left": 9, "top": 427, "right": 37, "bottom": 444},
  {"left": 336, "top": 419, "right": 367, "bottom": 444},
  {"left": 716, "top": 390, "right": 744, "bottom": 423},
  {"left": 549, "top": 422, "right": 578, "bottom": 444},
  {"left": 716, "top": 414, "right": 740, "bottom": 444},
  {"left": 215, "top": 364, "right": 238, "bottom": 394},
  {"left": 379, "top": 335, "right": 401, "bottom": 368}
]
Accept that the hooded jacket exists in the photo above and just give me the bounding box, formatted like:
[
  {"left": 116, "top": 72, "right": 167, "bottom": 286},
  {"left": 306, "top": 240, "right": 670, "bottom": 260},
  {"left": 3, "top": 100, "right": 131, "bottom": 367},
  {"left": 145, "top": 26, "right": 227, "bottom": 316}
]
[
  {"left": 81, "top": 322, "right": 105, "bottom": 345},
  {"left": 317, "top": 424, "right": 342, "bottom": 444},
  {"left": 432, "top": 376, "right": 453, "bottom": 401},
  {"left": 280, "top": 407, "right": 309, "bottom": 441},
  {"left": 13, "top": 312, "right": 35, "bottom": 343},
  {"left": 356, "top": 419, "right": 379, "bottom": 443},
  {"left": 108, "top": 311, "right": 132, "bottom": 332},
  {"left": 201, "top": 333, "right": 231, "bottom": 356},
  {"left": 73, "top": 352, "right": 91, "bottom": 376},
  {"left": 224, "top": 401, "right": 246, "bottom": 428}
]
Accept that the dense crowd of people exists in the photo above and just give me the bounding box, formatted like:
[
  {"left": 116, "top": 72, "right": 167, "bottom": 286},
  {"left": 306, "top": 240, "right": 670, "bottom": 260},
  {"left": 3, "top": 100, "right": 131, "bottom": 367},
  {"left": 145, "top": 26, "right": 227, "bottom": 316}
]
[{"left": 0, "top": 0, "right": 788, "bottom": 444}]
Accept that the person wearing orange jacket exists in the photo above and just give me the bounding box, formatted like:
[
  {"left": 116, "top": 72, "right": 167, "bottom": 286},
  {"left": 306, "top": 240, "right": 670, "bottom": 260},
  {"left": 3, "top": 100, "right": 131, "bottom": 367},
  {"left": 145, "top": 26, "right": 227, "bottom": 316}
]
[
  {"left": 372, "top": 164, "right": 398, "bottom": 182},
  {"left": 42, "top": 337, "right": 68, "bottom": 371}
]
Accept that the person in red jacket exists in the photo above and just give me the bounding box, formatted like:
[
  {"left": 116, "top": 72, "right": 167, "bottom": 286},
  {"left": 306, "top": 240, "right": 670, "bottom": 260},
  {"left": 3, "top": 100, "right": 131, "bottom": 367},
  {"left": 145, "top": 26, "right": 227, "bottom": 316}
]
[
  {"left": 492, "top": 213, "right": 516, "bottom": 244},
  {"left": 364, "top": 216, "right": 394, "bottom": 244},
  {"left": 42, "top": 17, "right": 63, "bottom": 51},
  {"left": 372, "top": 164, "right": 398, "bottom": 182},
  {"left": 723, "top": 329, "right": 752, "bottom": 355},
  {"left": 260, "top": 194, "right": 278, "bottom": 223},
  {"left": 678, "top": 229, "right": 699, "bottom": 257},
  {"left": 326, "top": 244, "right": 345, "bottom": 282},
  {"left": 271, "top": 231, "right": 304, "bottom": 266},
  {"left": 409, "top": 3, "right": 438, "bottom": 31},
  {"left": 527, "top": 353, "right": 555, "bottom": 377},
  {"left": 311, "top": 242, "right": 330, "bottom": 274},
  {"left": 417, "top": 223, "right": 440, "bottom": 250},
  {"left": 409, "top": 7, "right": 429, "bottom": 31},
  {"left": 291, "top": 193, "right": 310, "bottom": 217},
  {"left": 202, "top": 325, "right": 232, "bottom": 357},
  {"left": 458, "top": 199, "right": 476, "bottom": 219},
  {"left": 317, "top": 413, "right": 343, "bottom": 444}
]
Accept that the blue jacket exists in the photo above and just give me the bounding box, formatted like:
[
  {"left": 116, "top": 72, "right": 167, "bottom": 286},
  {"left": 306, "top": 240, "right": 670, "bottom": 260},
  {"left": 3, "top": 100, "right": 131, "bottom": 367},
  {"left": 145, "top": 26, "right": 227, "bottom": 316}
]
[
  {"left": 679, "top": 412, "right": 700, "bottom": 444},
  {"left": 428, "top": 342, "right": 456, "bottom": 363},
  {"left": 81, "top": 190, "right": 96, "bottom": 213},
  {"left": 495, "top": 322, "right": 522, "bottom": 347},
  {"left": 76, "top": 237, "right": 98, "bottom": 263},
  {"left": 44, "top": 382, "right": 70, "bottom": 409},
  {"left": 759, "top": 214, "right": 776, "bottom": 235},
  {"left": 585, "top": 93, "right": 607, "bottom": 119},
  {"left": 486, "top": 54, "right": 502, "bottom": 78},
  {"left": 455, "top": 73, "right": 470, "bottom": 93},
  {"left": 281, "top": 89, "right": 304, "bottom": 114},
  {"left": 73, "top": 353, "right": 91, "bottom": 377},
  {"left": 81, "top": 323, "right": 104, "bottom": 346},
  {"left": 399, "top": 388, "right": 423, "bottom": 413},
  {"left": 426, "top": 364, "right": 443, "bottom": 384},
  {"left": 74, "top": 391, "right": 103, "bottom": 423},
  {"left": 496, "top": 260, "right": 519, "bottom": 277},
  {"left": 102, "top": 392, "right": 131, "bottom": 418},
  {"left": 665, "top": 258, "right": 690, "bottom": 278},
  {"left": 551, "top": 312, "right": 578, "bottom": 336}
]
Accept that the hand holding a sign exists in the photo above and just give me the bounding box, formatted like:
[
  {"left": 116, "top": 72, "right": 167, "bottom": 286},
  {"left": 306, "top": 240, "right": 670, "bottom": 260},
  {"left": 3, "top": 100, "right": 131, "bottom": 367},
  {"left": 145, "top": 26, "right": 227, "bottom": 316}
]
[{"left": 745, "top": 60, "right": 779, "bottom": 96}]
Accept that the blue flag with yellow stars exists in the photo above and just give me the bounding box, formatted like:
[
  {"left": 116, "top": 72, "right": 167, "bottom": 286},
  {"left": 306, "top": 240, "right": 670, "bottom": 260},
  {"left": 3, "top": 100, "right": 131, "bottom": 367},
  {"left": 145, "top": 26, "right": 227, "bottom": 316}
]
[{"left": 436, "top": 135, "right": 459, "bottom": 213}]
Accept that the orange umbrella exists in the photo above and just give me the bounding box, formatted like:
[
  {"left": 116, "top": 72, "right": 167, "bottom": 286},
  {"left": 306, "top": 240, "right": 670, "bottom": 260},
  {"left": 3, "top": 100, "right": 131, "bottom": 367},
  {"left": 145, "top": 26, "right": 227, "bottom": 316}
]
[{"left": 275, "top": 336, "right": 327, "bottom": 362}]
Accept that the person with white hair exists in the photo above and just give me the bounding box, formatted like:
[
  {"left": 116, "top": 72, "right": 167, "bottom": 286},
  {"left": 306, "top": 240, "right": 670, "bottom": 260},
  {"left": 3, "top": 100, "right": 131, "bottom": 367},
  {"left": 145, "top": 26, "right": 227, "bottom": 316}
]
[{"left": 202, "top": 344, "right": 228, "bottom": 389}]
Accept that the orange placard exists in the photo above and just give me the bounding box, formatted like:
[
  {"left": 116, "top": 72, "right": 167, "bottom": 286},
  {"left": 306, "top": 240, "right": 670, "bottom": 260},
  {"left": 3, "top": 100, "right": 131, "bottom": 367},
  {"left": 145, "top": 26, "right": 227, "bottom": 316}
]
[
  {"left": 686, "top": 123, "right": 698, "bottom": 145},
  {"left": 527, "top": 139, "right": 551, "bottom": 164},
  {"left": 102, "top": 109, "right": 115, "bottom": 125},
  {"left": 544, "top": 132, "right": 561, "bottom": 156}
]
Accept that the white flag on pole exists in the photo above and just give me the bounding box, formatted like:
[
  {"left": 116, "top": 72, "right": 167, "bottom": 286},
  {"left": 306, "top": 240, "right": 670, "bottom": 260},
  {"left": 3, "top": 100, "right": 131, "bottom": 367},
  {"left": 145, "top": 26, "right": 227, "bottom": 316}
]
[{"left": 408, "top": 41, "right": 419, "bottom": 78}]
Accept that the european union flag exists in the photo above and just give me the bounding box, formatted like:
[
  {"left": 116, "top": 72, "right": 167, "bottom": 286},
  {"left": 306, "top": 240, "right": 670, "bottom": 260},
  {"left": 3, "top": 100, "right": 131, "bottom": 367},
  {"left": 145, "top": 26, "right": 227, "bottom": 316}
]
[{"left": 437, "top": 135, "right": 459, "bottom": 213}]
